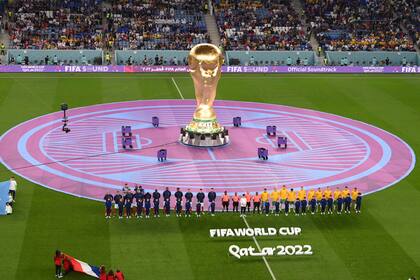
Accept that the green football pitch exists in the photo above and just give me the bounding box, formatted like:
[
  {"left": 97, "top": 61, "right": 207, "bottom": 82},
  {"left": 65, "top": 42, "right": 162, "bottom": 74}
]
[{"left": 0, "top": 73, "right": 419, "bottom": 280}]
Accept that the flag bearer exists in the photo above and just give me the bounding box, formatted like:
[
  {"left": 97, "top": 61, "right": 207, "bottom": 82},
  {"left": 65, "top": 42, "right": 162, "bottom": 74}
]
[
  {"left": 115, "top": 270, "right": 125, "bottom": 280},
  {"left": 54, "top": 250, "right": 63, "bottom": 278},
  {"left": 107, "top": 270, "right": 115, "bottom": 280}
]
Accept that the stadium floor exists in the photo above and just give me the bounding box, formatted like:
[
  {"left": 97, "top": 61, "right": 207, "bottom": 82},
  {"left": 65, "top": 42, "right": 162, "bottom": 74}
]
[{"left": 0, "top": 73, "right": 419, "bottom": 279}]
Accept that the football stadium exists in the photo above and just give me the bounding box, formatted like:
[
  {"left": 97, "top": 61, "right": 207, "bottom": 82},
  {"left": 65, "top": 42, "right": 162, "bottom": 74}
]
[{"left": 0, "top": 1, "right": 419, "bottom": 279}]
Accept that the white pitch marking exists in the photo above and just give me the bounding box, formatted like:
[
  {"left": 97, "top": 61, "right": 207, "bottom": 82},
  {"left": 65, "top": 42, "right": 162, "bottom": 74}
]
[
  {"left": 241, "top": 216, "right": 277, "bottom": 280},
  {"left": 102, "top": 133, "right": 107, "bottom": 153},
  {"left": 293, "top": 132, "right": 312, "bottom": 150},
  {"left": 171, "top": 77, "right": 185, "bottom": 99},
  {"left": 136, "top": 134, "right": 142, "bottom": 150},
  {"left": 282, "top": 131, "right": 303, "bottom": 151},
  {"left": 262, "top": 134, "right": 277, "bottom": 148},
  {"left": 207, "top": 148, "right": 217, "bottom": 160},
  {"left": 112, "top": 131, "right": 118, "bottom": 152}
]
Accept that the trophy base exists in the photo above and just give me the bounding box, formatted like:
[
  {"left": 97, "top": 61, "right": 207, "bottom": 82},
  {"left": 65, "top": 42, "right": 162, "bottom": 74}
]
[
  {"left": 185, "top": 118, "right": 223, "bottom": 135},
  {"left": 179, "top": 129, "right": 230, "bottom": 147}
]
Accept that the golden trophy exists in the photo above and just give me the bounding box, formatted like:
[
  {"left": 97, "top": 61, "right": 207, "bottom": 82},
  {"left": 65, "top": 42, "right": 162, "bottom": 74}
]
[{"left": 180, "top": 43, "right": 229, "bottom": 147}]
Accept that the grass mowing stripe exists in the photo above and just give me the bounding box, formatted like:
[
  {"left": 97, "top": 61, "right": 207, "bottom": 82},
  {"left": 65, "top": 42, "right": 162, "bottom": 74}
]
[
  {"left": 313, "top": 210, "right": 420, "bottom": 279},
  {"left": 171, "top": 77, "right": 185, "bottom": 99},
  {"left": 242, "top": 216, "right": 277, "bottom": 280}
]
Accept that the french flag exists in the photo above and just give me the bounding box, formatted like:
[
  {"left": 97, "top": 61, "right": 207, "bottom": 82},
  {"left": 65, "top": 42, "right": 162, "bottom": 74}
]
[{"left": 65, "top": 254, "right": 100, "bottom": 278}]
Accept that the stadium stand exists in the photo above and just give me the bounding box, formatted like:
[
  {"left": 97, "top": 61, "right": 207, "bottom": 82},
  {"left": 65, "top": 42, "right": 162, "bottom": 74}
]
[
  {"left": 6, "top": 0, "right": 104, "bottom": 50},
  {"left": 393, "top": 0, "right": 420, "bottom": 49},
  {"left": 104, "top": 0, "right": 209, "bottom": 50},
  {"left": 214, "top": 0, "right": 312, "bottom": 51},
  {"left": 304, "top": 0, "right": 417, "bottom": 52}
]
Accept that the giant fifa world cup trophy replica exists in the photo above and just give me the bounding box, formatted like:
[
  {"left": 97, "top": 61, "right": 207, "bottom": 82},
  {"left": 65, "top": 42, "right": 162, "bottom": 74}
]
[{"left": 180, "top": 44, "right": 229, "bottom": 147}]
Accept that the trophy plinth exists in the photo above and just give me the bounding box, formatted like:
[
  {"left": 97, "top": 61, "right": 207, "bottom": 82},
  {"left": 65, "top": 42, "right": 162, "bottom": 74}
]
[{"left": 180, "top": 44, "right": 229, "bottom": 147}]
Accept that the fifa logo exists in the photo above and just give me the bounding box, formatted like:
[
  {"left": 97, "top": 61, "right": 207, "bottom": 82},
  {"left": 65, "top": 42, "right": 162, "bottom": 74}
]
[{"left": 401, "top": 67, "right": 419, "bottom": 73}]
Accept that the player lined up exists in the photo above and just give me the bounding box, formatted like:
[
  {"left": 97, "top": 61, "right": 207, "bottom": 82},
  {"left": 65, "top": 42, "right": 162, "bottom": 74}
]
[
  {"left": 235, "top": 186, "right": 363, "bottom": 216},
  {"left": 103, "top": 185, "right": 362, "bottom": 218},
  {"left": 104, "top": 186, "right": 213, "bottom": 219}
]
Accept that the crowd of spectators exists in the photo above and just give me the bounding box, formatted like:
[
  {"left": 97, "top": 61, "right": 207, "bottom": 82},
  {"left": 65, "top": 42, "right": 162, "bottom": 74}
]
[
  {"left": 1, "top": 0, "right": 418, "bottom": 54},
  {"left": 104, "top": 0, "right": 209, "bottom": 50},
  {"left": 6, "top": 0, "right": 104, "bottom": 49},
  {"left": 393, "top": 0, "right": 420, "bottom": 49},
  {"left": 3, "top": 0, "right": 209, "bottom": 51},
  {"left": 214, "top": 0, "right": 311, "bottom": 51},
  {"left": 304, "top": 0, "right": 416, "bottom": 52}
]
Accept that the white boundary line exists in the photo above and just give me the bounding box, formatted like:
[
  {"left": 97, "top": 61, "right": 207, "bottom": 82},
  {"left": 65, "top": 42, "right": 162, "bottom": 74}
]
[
  {"left": 241, "top": 216, "right": 277, "bottom": 280},
  {"left": 171, "top": 77, "right": 185, "bottom": 99}
]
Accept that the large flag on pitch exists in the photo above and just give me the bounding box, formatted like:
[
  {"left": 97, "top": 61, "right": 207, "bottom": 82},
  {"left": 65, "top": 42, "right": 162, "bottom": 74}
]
[{"left": 64, "top": 254, "right": 100, "bottom": 278}]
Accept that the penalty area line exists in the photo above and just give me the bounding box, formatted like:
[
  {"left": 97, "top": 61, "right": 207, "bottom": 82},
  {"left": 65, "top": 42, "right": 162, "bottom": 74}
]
[
  {"left": 171, "top": 77, "right": 185, "bottom": 99},
  {"left": 241, "top": 216, "right": 277, "bottom": 280}
]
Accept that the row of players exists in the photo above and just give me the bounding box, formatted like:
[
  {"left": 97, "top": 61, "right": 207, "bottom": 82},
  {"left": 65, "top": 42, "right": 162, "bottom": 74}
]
[{"left": 103, "top": 185, "right": 363, "bottom": 218}]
